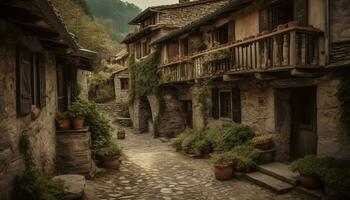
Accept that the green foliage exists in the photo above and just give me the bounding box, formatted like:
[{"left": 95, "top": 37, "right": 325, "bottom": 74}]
[
  {"left": 69, "top": 100, "right": 113, "bottom": 150},
  {"left": 19, "top": 132, "right": 33, "bottom": 171},
  {"left": 194, "top": 80, "right": 211, "bottom": 126},
  {"left": 252, "top": 134, "right": 273, "bottom": 145},
  {"left": 291, "top": 155, "right": 350, "bottom": 191},
  {"left": 203, "top": 49, "right": 230, "bottom": 65},
  {"left": 16, "top": 170, "right": 66, "bottom": 200},
  {"left": 193, "top": 137, "right": 211, "bottom": 153},
  {"left": 191, "top": 38, "right": 208, "bottom": 52},
  {"left": 207, "top": 123, "right": 255, "bottom": 152},
  {"left": 128, "top": 49, "right": 160, "bottom": 104},
  {"left": 211, "top": 152, "right": 233, "bottom": 166},
  {"left": 67, "top": 101, "right": 90, "bottom": 118},
  {"left": 229, "top": 144, "right": 260, "bottom": 171},
  {"left": 95, "top": 141, "right": 122, "bottom": 159},
  {"left": 290, "top": 155, "right": 324, "bottom": 177},
  {"left": 337, "top": 75, "right": 350, "bottom": 135},
  {"left": 171, "top": 128, "right": 194, "bottom": 146},
  {"left": 17, "top": 133, "right": 66, "bottom": 200},
  {"left": 181, "top": 131, "right": 200, "bottom": 154}
]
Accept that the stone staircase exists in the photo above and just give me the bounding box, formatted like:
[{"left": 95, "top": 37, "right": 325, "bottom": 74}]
[
  {"left": 245, "top": 163, "right": 299, "bottom": 194},
  {"left": 97, "top": 102, "right": 132, "bottom": 127}
]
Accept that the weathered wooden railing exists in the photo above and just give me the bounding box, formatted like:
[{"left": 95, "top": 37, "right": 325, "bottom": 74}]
[{"left": 159, "top": 26, "right": 324, "bottom": 83}]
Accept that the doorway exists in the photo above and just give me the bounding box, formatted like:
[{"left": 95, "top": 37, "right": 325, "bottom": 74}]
[
  {"left": 181, "top": 100, "right": 193, "bottom": 128},
  {"left": 290, "top": 87, "right": 317, "bottom": 161},
  {"left": 139, "top": 96, "right": 153, "bottom": 133}
]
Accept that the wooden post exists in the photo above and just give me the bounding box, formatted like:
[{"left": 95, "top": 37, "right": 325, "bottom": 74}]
[
  {"left": 290, "top": 30, "right": 297, "bottom": 66},
  {"left": 283, "top": 34, "right": 289, "bottom": 66},
  {"left": 273, "top": 36, "right": 279, "bottom": 66},
  {"left": 301, "top": 34, "right": 306, "bottom": 65}
]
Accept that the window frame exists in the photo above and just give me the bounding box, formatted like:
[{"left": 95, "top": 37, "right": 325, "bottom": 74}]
[
  {"left": 219, "top": 90, "right": 232, "bottom": 119},
  {"left": 120, "top": 78, "right": 129, "bottom": 90}
]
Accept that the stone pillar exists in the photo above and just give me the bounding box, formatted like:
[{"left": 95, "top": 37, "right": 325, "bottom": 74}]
[
  {"left": 56, "top": 129, "right": 96, "bottom": 178},
  {"left": 192, "top": 84, "right": 209, "bottom": 130}
]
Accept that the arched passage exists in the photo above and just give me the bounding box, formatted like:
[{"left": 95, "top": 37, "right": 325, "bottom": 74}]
[{"left": 138, "top": 96, "right": 153, "bottom": 133}]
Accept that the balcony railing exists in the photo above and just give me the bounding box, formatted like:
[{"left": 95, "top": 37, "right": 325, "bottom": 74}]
[{"left": 159, "top": 26, "right": 324, "bottom": 84}]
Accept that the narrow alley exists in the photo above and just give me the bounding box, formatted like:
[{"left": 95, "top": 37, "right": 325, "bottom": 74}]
[{"left": 87, "top": 116, "right": 316, "bottom": 200}]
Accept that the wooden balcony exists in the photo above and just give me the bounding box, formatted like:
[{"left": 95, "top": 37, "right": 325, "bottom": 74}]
[{"left": 159, "top": 26, "right": 325, "bottom": 84}]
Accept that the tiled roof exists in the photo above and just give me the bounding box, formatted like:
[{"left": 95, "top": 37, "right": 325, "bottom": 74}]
[
  {"left": 153, "top": 0, "right": 252, "bottom": 44},
  {"left": 129, "top": 0, "right": 228, "bottom": 25}
]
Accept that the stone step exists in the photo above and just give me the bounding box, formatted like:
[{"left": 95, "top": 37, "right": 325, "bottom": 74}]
[
  {"left": 257, "top": 162, "right": 299, "bottom": 185},
  {"left": 245, "top": 172, "right": 294, "bottom": 194}
]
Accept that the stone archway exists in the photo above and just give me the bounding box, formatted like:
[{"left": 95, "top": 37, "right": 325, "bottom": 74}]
[{"left": 138, "top": 96, "right": 153, "bottom": 133}]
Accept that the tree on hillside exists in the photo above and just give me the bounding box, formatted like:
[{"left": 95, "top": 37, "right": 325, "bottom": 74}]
[
  {"left": 52, "top": 0, "right": 121, "bottom": 58},
  {"left": 84, "top": 0, "right": 141, "bottom": 41}
]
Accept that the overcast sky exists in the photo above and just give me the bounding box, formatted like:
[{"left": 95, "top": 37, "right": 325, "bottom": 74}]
[{"left": 124, "top": 0, "right": 179, "bottom": 10}]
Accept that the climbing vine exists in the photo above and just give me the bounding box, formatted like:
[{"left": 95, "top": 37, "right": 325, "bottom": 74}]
[
  {"left": 194, "top": 79, "right": 212, "bottom": 128},
  {"left": 128, "top": 48, "right": 161, "bottom": 104},
  {"left": 337, "top": 74, "right": 350, "bottom": 135}
]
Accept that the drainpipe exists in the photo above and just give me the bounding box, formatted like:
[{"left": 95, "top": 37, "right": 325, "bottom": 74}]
[{"left": 325, "top": 0, "right": 330, "bottom": 65}]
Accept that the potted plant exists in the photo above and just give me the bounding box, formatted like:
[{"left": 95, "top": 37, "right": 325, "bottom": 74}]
[
  {"left": 55, "top": 112, "right": 71, "bottom": 130},
  {"left": 230, "top": 144, "right": 259, "bottom": 172},
  {"left": 171, "top": 137, "right": 183, "bottom": 152},
  {"left": 68, "top": 101, "right": 87, "bottom": 130},
  {"left": 290, "top": 155, "right": 323, "bottom": 189},
  {"left": 117, "top": 129, "right": 126, "bottom": 139},
  {"left": 96, "top": 142, "right": 122, "bottom": 170},
  {"left": 212, "top": 152, "right": 234, "bottom": 181},
  {"left": 252, "top": 134, "right": 273, "bottom": 150},
  {"left": 193, "top": 139, "right": 212, "bottom": 157},
  {"left": 323, "top": 168, "right": 350, "bottom": 200}
]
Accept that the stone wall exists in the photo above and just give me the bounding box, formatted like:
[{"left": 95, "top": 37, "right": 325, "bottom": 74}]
[
  {"left": 77, "top": 69, "right": 90, "bottom": 101},
  {"left": 159, "top": 0, "right": 229, "bottom": 27},
  {"left": 0, "top": 34, "right": 58, "bottom": 199},
  {"left": 114, "top": 70, "right": 129, "bottom": 105}
]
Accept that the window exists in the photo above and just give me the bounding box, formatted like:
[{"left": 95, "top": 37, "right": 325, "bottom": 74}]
[
  {"left": 120, "top": 78, "right": 128, "bottom": 90},
  {"left": 167, "top": 40, "right": 179, "bottom": 62},
  {"left": 180, "top": 38, "right": 189, "bottom": 57},
  {"left": 135, "top": 42, "right": 142, "bottom": 59},
  {"left": 220, "top": 91, "right": 232, "bottom": 118},
  {"left": 212, "top": 88, "right": 241, "bottom": 122},
  {"left": 142, "top": 41, "right": 149, "bottom": 57},
  {"left": 141, "top": 14, "right": 157, "bottom": 28},
  {"left": 16, "top": 47, "right": 46, "bottom": 117},
  {"left": 212, "top": 21, "right": 235, "bottom": 46}
]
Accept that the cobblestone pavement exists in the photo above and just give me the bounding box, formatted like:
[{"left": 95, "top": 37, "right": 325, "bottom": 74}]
[{"left": 87, "top": 127, "right": 316, "bottom": 200}]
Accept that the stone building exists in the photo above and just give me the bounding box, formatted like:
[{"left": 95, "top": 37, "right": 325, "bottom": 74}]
[
  {"left": 123, "top": 0, "right": 231, "bottom": 136},
  {"left": 152, "top": 0, "right": 350, "bottom": 161},
  {"left": 109, "top": 50, "right": 129, "bottom": 66},
  {"left": 113, "top": 68, "right": 129, "bottom": 105},
  {"left": 0, "top": 1, "right": 97, "bottom": 199}
]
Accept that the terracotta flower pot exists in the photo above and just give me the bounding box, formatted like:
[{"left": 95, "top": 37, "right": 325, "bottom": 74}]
[
  {"left": 102, "top": 157, "right": 121, "bottom": 169},
  {"left": 56, "top": 119, "right": 71, "bottom": 130},
  {"left": 72, "top": 117, "right": 85, "bottom": 130},
  {"left": 254, "top": 140, "right": 273, "bottom": 150},
  {"left": 299, "top": 173, "right": 323, "bottom": 189},
  {"left": 117, "top": 131, "right": 126, "bottom": 139},
  {"left": 214, "top": 165, "right": 233, "bottom": 181}
]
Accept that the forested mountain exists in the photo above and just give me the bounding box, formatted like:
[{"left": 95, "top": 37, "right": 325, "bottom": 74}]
[
  {"left": 84, "top": 0, "right": 141, "bottom": 41},
  {"left": 52, "top": 0, "right": 121, "bottom": 58}
]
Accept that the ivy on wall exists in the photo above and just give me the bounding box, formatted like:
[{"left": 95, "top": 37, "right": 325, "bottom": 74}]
[
  {"left": 194, "top": 79, "right": 212, "bottom": 128},
  {"left": 128, "top": 48, "right": 160, "bottom": 104},
  {"left": 337, "top": 74, "right": 350, "bottom": 135}
]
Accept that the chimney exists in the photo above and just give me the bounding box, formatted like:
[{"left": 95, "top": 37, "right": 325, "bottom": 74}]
[{"left": 179, "top": 0, "right": 190, "bottom": 3}]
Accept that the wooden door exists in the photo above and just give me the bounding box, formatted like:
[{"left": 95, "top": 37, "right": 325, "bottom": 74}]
[
  {"left": 181, "top": 101, "right": 192, "bottom": 128},
  {"left": 290, "top": 87, "right": 317, "bottom": 161}
]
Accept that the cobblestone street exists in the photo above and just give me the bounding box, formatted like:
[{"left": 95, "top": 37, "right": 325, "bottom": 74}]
[{"left": 87, "top": 126, "right": 317, "bottom": 200}]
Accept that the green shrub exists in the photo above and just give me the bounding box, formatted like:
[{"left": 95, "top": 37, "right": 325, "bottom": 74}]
[
  {"left": 181, "top": 132, "right": 198, "bottom": 154},
  {"left": 16, "top": 170, "right": 66, "bottom": 200},
  {"left": 322, "top": 168, "right": 350, "bottom": 191},
  {"left": 55, "top": 112, "right": 69, "bottom": 120},
  {"left": 229, "top": 144, "right": 260, "bottom": 171},
  {"left": 69, "top": 100, "right": 113, "bottom": 150},
  {"left": 211, "top": 152, "right": 233, "bottom": 167},
  {"left": 95, "top": 141, "right": 122, "bottom": 159},
  {"left": 193, "top": 137, "right": 211, "bottom": 153},
  {"left": 67, "top": 101, "right": 89, "bottom": 118},
  {"left": 290, "top": 155, "right": 323, "bottom": 177},
  {"left": 171, "top": 129, "right": 196, "bottom": 146},
  {"left": 207, "top": 123, "right": 255, "bottom": 152}
]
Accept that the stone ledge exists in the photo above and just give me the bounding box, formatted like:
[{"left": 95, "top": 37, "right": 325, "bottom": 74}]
[{"left": 56, "top": 128, "right": 89, "bottom": 134}]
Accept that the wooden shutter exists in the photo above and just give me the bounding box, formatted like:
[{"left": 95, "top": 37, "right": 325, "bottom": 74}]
[
  {"left": 16, "top": 47, "right": 33, "bottom": 116},
  {"left": 259, "top": 9, "right": 269, "bottom": 32},
  {"left": 38, "top": 54, "right": 46, "bottom": 108},
  {"left": 232, "top": 88, "right": 241, "bottom": 123},
  {"left": 294, "top": 0, "right": 308, "bottom": 26},
  {"left": 228, "top": 21, "right": 235, "bottom": 42},
  {"left": 212, "top": 88, "right": 219, "bottom": 119}
]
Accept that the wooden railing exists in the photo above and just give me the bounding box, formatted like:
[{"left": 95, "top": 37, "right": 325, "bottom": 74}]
[{"left": 159, "top": 26, "right": 324, "bottom": 84}]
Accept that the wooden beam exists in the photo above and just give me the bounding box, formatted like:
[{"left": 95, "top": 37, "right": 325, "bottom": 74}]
[
  {"left": 254, "top": 72, "right": 281, "bottom": 80},
  {"left": 0, "top": 3, "right": 42, "bottom": 22},
  {"left": 223, "top": 74, "right": 244, "bottom": 82},
  {"left": 19, "top": 23, "right": 60, "bottom": 38},
  {"left": 291, "top": 69, "right": 323, "bottom": 77}
]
